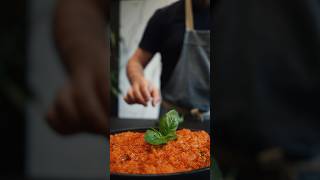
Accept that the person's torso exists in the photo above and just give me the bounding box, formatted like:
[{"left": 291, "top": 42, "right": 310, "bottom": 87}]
[{"left": 157, "top": 0, "right": 209, "bottom": 88}]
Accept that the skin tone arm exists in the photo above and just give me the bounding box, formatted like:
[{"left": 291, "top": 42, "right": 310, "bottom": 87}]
[
  {"left": 47, "top": 0, "right": 109, "bottom": 135},
  {"left": 54, "top": 0, "right": 108, "bottom": 74},
  {"left": 124, "top": 48, "right": 161, "bottom": 107}
]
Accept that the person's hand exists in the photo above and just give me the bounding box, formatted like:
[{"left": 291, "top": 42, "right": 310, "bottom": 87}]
[
  {"left": 46, "top": 67, "right": 109, "bottom": 135},
  {"left": 124, "top": 77, "right": 160, "bottom": 107}
]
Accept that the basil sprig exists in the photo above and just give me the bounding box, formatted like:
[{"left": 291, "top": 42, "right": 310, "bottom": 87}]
[{"left": 144, "top": 110, "right": 183, "bottom": 145}]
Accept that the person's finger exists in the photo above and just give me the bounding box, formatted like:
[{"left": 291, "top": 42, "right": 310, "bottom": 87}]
[
  {"left": 123, "top": 95, "right": 129, "bottom": 104},
  {"left": 74, "top": 79, "right": 108, "bottom": 134},
  {"left": 46, "top": 106, "right": 60, "bottom": 132},
  {"left": 140, "top": 80, "right": 151, "bottom": 102},
  {"left": 124, "top": 88, "right": 134, "bottom": 104},
  {"left": 46, "top": 86, "right": 71, "bottom": 135},
  {"left": 150, "top": 85, "right": 161, "bottom": 107},
  {"left": 55, "top": 84, "right": 82, "bottom": 133},
  {"left": 133, "top": 84, "right": 147, "bottom": 106},
  {"left": 46, "top": 83, "right": 82, "bottom": 135},
  {"left": 46, "top": 103, "right": 72, "bottom": 135},
  {"left": 95, "top": 69, "right": 109, "bottom": 111}
]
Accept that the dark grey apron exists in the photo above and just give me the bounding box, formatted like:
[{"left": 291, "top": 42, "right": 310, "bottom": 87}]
[{"left": 161, "top": 0, "right": 210, "bottom": 121}]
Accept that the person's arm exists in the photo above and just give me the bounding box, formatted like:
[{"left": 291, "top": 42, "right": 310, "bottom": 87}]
[
  {"left": 124, "top": 48, "right": 160, "bottom": 107},
  {"left": 127, "top": 48, "right": 151, "bottom": 85},
  {"left": 54, "top": 0, "right": 108, "bottom": 75},
  {"left": 47, "top": 0, "right": 109, "bottom": 135},
  {"left": 123, "top": 8, "right": 164, "bottom": 107}
]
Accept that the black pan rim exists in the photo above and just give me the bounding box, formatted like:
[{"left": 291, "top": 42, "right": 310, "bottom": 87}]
[{"left": 110, "top": 127, "right": 211, "bottom": 177}]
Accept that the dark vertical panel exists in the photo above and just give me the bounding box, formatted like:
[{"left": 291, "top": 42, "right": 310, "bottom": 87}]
[
  {"left": 110, "top": 0, "right": 120, "bottom": 117},
  {"left": 0, "top": 0, "right": 27, "bottom": 177}
]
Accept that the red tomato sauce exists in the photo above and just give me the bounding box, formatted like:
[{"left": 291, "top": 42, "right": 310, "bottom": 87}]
[{"left": 110, "top": 129, "right": 210, "bottom": 174}]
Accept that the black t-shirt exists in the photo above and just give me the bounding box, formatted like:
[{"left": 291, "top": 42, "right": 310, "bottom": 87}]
[
  {"left": 214, "top": 0, "right": 320, "bottom": 159},
  {"left": 139, "top": 0, "right": 209, "bottom": 88}
]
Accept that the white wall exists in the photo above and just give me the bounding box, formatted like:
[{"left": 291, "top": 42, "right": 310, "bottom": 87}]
[
  {"left": 118, "top": 0, "right": 178, "bottom": 119},
  {"left": 26, "top": 0, "right": 107, "bottom": 178}
]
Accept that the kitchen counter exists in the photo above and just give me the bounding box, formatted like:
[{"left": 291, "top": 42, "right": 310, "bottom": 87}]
[{"left": 110, "top": 117, "right": 210, "bottom": 132}]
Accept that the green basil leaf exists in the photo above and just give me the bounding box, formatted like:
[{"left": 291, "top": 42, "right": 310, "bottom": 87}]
[
  {"left": 159, "top": 110, "right": 183, "bottom": 135},
  {"left": 144, "top": 110, "right": 183, "bottom": 145},
  {"left": 144, "top": 129, "right": 168, "bottom": 145},
  {"left": 165, "top": 132, "right": 177, "bottom": 141}
]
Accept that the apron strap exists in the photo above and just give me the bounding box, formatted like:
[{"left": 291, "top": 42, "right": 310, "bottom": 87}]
[{"left": 185, "top": 0, "right": 194, "bottom": 30}]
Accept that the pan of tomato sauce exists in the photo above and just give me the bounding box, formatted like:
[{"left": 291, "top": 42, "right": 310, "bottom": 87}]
[{"left": 110, "top": 128, "right": 210, "bottom": 180}]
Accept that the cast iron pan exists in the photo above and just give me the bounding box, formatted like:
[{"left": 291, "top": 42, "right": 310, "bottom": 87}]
[{"left": 110, "top": 128, "right": 210, "bottom": 180}]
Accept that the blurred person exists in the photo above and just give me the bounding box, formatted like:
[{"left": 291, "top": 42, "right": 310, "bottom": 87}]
[
  {"left": 124, "top": 0, "right": 210, "bottom": 121},
  {"left": 47, "top": 0, "right": 109, "bottom": 135},
  {"left": 214, "top": 0, "right": 320, "bottom": 179}
]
